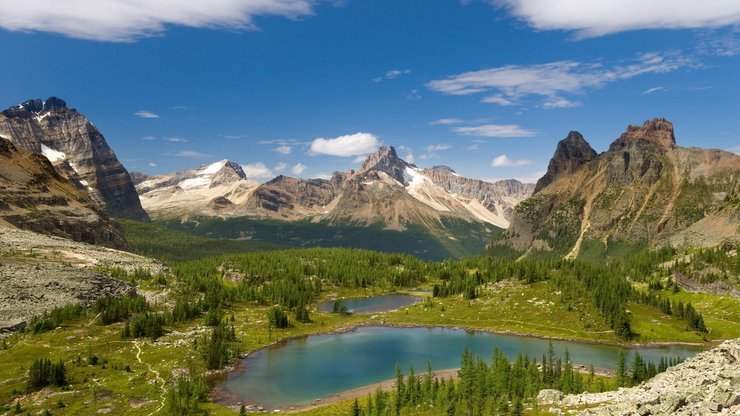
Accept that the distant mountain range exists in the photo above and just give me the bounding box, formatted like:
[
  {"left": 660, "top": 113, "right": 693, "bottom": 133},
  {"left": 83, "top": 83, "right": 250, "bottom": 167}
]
[
  {"left": 134, "top": 145, "right": 534, "bottom": 229},
  {"left": 496, "top": 118, "right": 740, "bottom": 259}
]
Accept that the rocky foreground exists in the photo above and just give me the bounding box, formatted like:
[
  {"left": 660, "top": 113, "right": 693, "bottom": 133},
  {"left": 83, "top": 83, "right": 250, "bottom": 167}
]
[
  {"left": 0, "top": 227, "right": 166, "bottom": 331},
  {"left": 538, "top": 338, "right": 740, "bottom": 415}
]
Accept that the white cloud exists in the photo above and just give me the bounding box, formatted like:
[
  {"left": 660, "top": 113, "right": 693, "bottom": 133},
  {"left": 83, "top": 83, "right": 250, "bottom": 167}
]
[
  {"left": 142, "top": 135, "right": 157, "bottom": 141},
  {"left": 728, "top": 146, "right": 740, "bottom": 155},
  {"left": 425, "top": 144, "right": 451, "bottom": 152},
  {"left": 291, "top": 163, "right": 307, "bottom": 175},
  {"left": 467, "top": 144, "right": 480, "bottom": 151},
  {"left": 642, "top": 86, "right": 667, "bottom": 95},
  {"left": 241, "top": 162, "right": 274, "bottom": 179},
  {"left": 309, "top": 132, "right": 381, "bottom": 157},
  {"left": 495, "top": 0, "right": 740, "bottom": 37},
  {"left": 374, "top": 68, "right": 412, "bottom": 82},
  {"left": 175, "top": 150, "right": 212, "bottom": 158},
  {"left": 274, "top": 145, "right": 292, "bottom": 154},
  {"left": 403, "top": 152, "right": 415, "bottom": 164},
  {"left": 165, "top": 136, "right": 188, "bottom": 142},
  {"left": 315, "top": 172, "right": 332, "bottom": 180},
  {"left": 148, "top": 162, "right": 157, "bottom": 167},
  {"left": 427, "top": 52, "right": 694, "bottom": 107},
  {"left": 491, "top": 154, "right": 532, "bottom": 167},
  {"left": 274, "top": 162, "right": 287, "bottom": 171},
  {"left": 453, "top": 124, "right": 536, "bottom": 138},
  {"left": 0, "top": 0, "right": 314, "bottom": 42},
  {"left": 430, "top": 118, "right": 464, "bottom": 125},
  {"left": 406, "top": 89, "right": 422, "bottom": 100},
  {"left": 353, "top": 155, "right": 368, "bottom": 164},
  {"left": 481, "top": 94, "right": 514, "bottom": 106},
  {"left": 134, "top": 110, "right": 159, "bottom": 119}
]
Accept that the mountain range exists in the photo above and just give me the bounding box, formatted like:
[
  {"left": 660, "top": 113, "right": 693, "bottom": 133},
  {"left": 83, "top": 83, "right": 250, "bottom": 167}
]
[
  {"left": 1, "top": 97, "right": 738, "bottom": 261},
  {"left": 134, "top": 145, "right": 534, "bottom": 229}
]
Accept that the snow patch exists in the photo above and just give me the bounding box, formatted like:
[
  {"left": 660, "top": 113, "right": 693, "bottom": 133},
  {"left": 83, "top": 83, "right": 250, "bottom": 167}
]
[
  {"left": 40, "top": 144, "right": 66, "bottom": 163},
  {"left": 179, "top": 177, "right": 210, "bottom": 189},
  {"left": 78, "top": 179, "right": 94, "bottom": 192},
  {"left": 199, "top": 160, "right": 226, "bottom": 175},
  {"left": 35, "top": 112, "right": 51, "bottom": 123}
]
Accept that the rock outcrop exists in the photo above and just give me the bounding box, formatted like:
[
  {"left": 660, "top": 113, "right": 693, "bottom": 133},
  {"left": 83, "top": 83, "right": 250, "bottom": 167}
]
[
  {"left": 499, "top": 118, "right": 740, "bottom": 256},
  {"left": 0, "top": 136, "right": 127, "bottom": 248},
  {"left": 0, "top": 97, "right": 149, "bottom": 220},
  {"left": 538, "top": 338, "right": 740, "bottom": 415},
  {"left": 0, "top": 226, "right": 165, "bottom": 330},
  {"left": 534, "top": 131, "right": 597, "bottom": 193}
]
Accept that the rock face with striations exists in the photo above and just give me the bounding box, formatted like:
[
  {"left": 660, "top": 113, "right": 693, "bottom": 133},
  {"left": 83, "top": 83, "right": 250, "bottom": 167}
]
[
  {"left": 0, "top": 97, "right": 149, "bottom": 220},
  {"left": 534, "top": 131, "right": 597, "bottom": 193}
]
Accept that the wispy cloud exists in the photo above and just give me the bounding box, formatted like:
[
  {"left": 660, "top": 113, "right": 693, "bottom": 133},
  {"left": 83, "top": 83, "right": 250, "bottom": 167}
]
[
  {"left": 148, "top": 162, "right": 157, "bottom": 167},
  {"left": 175, "top": 150, "right": 212, "bottom": 158},
  {"left": 274, "top": 162, "right": 287, "bottom": 172},
  {"left": 164, "top": 136, "right": 188, "bottom": 143},
  {"left": 291, "top": 163, "right": 307, "bottom": 175},
  {"left": 273, "top": 145, "right": 292, "bottom": 155},
  {"left": 419, "top": 144, "right": 452, "bottom": 160},
  {"left": 373, "top": 68, "right": 412, "bottom": 82},
  {"left": 453, "top": 124, "right": 536, "bottom": 138},
  {"left": 430, "top": 118, "right": 464, "bottom": 125},
  {"left": 0, "top": 0, "right": 315, "bottom": 42},
  {"left": 141, "top": 136, "right": 157, "bottom": 141},
  {"left": 406, "top": 89, "right": 422, "bottom": 100},
  {"left": 642, "top": 86, "right": 667, "bottom": 95},
  {"left": 427, "top": 52, "right": 694, "bottom": 107},
  {"left": 491, "top": 154, "right": 531, "bottom": 167},
  {"left": 309, "top": 132, "right": 381, "bottom": 157},
  {"left": 494, "top": 0, "right": 740, "bottom": 38},
  {"left": 134, "top": 110, "right": 159, "bottom": 119},
  {"left": 241, "top": 162, "right": 274, "bottom": 179}
]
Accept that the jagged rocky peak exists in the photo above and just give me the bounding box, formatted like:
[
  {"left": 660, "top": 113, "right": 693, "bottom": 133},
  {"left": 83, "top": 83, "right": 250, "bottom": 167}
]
[
  {"left": 610, "top": 117, "right": 676, "bottom": 152},
  {"left": 205, "top": 160, "right": 247, "bottom": 186},
  {"left": 3, "top": 97, "right": 68, "bottom": 116},
  {"left": 534, "top": 130, "right": 597, "bottom": 193},
  {"left": 358, "top": 146, "right": 410, "bottom": 184},
  {"left": 0, "top": 97, "right": 149, "bottom": 221},
  {"left": 428, "top": 165, "right": 457, "bottom": 175}
]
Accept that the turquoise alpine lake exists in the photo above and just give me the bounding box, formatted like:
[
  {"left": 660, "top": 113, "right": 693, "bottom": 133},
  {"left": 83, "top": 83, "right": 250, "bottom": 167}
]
[
  {"left": 214, "top": 326, "right": 702, "bottom": 409},
  {"left": 318, "top": 294, "right": 422, "bottom": 314}
]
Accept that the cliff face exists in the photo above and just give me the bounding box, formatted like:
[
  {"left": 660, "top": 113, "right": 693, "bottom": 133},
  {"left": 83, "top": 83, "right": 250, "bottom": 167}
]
[
  {"left": 499, "top": 118, "right": 740, "bottom": 256},
  {"left": 0, "top": 98, "right": 148, "bottom": 220},
  {"left": 0, "top": 137, "right": 127, "bottom": 248}
]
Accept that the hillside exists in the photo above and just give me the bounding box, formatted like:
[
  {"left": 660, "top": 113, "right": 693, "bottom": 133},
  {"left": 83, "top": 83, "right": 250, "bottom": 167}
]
[
  {"left": 496, "top": 118, "right": 740, "bottom": 259},
  {"left": 0, "top": 136, "right": 126, "bottom": 249}
]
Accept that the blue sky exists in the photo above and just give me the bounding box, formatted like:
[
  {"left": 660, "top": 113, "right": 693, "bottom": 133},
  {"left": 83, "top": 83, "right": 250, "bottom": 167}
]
[{"left": 3, "top": 0, "right": 739, "bottom": 182}]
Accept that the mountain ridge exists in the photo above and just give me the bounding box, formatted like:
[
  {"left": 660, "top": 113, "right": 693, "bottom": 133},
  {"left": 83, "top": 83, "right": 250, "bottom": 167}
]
[{"left": 496, "top": 118, "right": 740, "bottom": 258}]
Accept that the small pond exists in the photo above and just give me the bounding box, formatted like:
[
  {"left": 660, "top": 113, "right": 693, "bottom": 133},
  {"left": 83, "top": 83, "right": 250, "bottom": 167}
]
[{"left": 318, "top": 294, "right": 421, "bottom": 314}]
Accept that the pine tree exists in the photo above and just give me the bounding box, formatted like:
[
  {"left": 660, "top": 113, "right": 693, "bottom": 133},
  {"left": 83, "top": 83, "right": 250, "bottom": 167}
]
[{"left": 615, "top": 350, "right": 627, "bottom": 388}]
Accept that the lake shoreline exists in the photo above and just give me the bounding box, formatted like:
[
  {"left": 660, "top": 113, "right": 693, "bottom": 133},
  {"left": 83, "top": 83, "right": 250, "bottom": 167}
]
[{"left": 209, "top": 322, "right": 714, "bottom": 412}]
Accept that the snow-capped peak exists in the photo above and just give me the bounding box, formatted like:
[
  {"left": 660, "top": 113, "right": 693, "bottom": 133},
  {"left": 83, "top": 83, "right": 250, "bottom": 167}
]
[{"left": 199, "top": 160, "right": 227, "bottom": 175}]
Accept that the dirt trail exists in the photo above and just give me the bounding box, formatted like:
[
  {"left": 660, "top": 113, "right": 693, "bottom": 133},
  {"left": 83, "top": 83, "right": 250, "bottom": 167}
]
[{"left": 135, "top": 341, "right": 166, "bottom": 416}]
